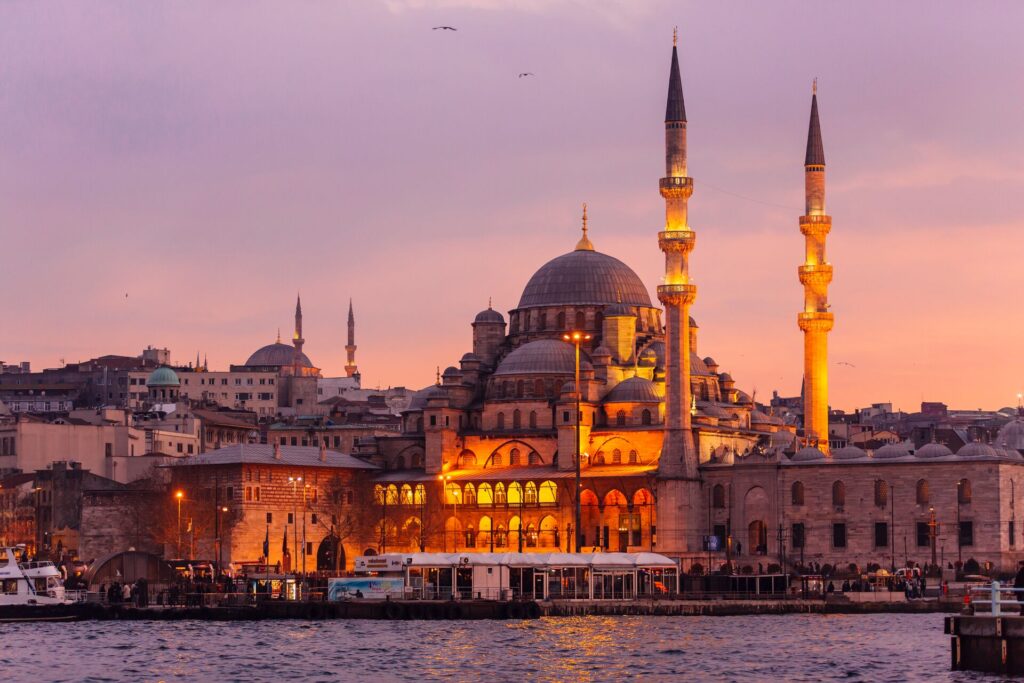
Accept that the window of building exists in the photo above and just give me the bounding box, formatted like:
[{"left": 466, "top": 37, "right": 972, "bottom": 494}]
[
  {"left": 612, "top": 449, "right": 622, "bottom": 464},
  {"left": 245, "top": 487, "right": 252, "bottom": 502},
  {"left": 916, "top": 522, "right": 930, "bottom": 547},
  {"left": 266, "top": 512, "right": 272, "bottom": 524},
  {"left": 832, "top": 481, "right": 845, "bottom": 507},
  {"left": 288, "top": 513, "right": 294, "bottom": 524},
  {"left": 1012, "top": 521, "right": 1017, "bottom": 548},
  {"left": 628, "top": 450, "right": 639, "bottom": 464},
  {"left": 254, "top": 487, "right": 260, "bottom": 502},
  {"left": 509, "top": 448, "right": 520, "bottom": 466},
  {"left": 497, "top": 413, "right": 505, "bottom": 430},
  {"left": 641, "top": 409, "right": 652, "bottom": 425},
  {"left": 616, "top": 410, "right": 626, "bottom": 426},
  {"left": 429, "top": 415, "right": 437, "bottom": 427},
  {"left": 832, "top": 523, "right": 847, "bottom": 548},
  {"left": 792, "top": 523, "right": 805, "bottom": 549},
  {"left": 791, "top": 481, "right": 805, "bottom": 506},
  {"left": 513, "top": 410, "right": 521, "bottom": 429},
  {"left": 874, "top": 522, "right": 888, "bottom": 548},
  {"left": 874, "top": 480, "right": 888, "bottom": 508},
  {"left": 916, "top": 479, "right": 929, "bottom": 505},
  {"left": 226, "top": 486, "right": 233, "bottom": 500},
  {"left": 959, "top": 521, "right": 974, "bottom": 547},
  {"left": 958, "top": 479, "right": 972, "bottom": 505},
  {"left": 712, "top": 484, "right": 725, "bottom": 508}
]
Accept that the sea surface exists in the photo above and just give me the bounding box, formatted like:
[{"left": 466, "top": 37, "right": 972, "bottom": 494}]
[{"left": 0, "top": 613, "right": 1010, "bottom": 682}]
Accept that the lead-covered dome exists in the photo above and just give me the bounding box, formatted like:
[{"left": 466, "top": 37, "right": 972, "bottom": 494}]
[
  {"left": 474, "top": 308, "right": 505, "bottom": 324},
  {"left": 605, "top": 376, "right": 660, "bottom": 403},
  {"left": 517, "top": 250, "right": 652, "bottom": 309},
  {"left": 246, "top": 342, "right": 312, "bottom": 368},
  {"left": 146, "top": 366, "right": 180, "bottom": 388},
  {"left": 997, "top": 417, "right": 1024, "bottom": 451},
  {"left": 493, "top": 340, "right": 591, "bottom": 376}
]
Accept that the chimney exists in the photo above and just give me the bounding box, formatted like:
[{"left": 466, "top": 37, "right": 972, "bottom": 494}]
[
  {"left": 319, "top": 442, "right": 327, "bottom": 463},
  {"left": 273, "top": 443, "right": 282, "bottom": 460}
]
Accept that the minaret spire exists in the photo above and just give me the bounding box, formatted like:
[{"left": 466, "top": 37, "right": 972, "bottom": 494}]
[
  {"left": 345, "top": 298, "right": 359, "bottom": 382},
  {"left": 575, "top": 202, "right": 594, "bottom": 251},
  {"left": 655, "top": 32, "right": 701, "bottom": 556},
  {"left": 293, "top": 293, "right": 305, "bottom": 368},
  {"left": 798, "top": 83, "right": 833, "bottom": 453}
]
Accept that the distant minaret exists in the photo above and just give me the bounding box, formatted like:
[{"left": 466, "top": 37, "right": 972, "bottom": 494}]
[
  {"left": 345, "top": 299, "right": 359, "bottom": 379},
  {"left": 798, "top": 81, "right": 833, "bottom": 452},
  {"left": 293, "top": 293, "right": 305, "bottom": 361},
  {"left": 655, "top": 30, "right": 702, "bottom": 557}
]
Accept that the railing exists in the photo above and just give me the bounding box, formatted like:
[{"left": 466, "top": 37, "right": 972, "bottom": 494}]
[{"left": 969, "top": 581, "right": 1024, "bottom": 616}]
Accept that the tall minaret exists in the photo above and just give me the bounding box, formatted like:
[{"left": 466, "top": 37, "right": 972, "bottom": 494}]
[
  {"left": 345, "top": 298, "right": 359, "bottom": 379},
  {"left": 293, "top": 294, "right": 305, "bottom": 359},
  {"left": 656, "top": 31, "right": 701, "bottom": 556},
  {"left": 798, "top": 81, "right": 833, "bottom": 452}
]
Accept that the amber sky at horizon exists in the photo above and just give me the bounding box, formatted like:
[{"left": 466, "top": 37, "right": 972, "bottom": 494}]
[{"left": 2, "top": 1, "right": 1022, "bottom": 413}]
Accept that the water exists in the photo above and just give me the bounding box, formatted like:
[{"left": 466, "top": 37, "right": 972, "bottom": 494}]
[{"left": 0, "top": 614, "right": 1010, "bottom": 682}]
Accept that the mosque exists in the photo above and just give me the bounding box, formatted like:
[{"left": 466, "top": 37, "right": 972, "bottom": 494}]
[{"left": 358, "top": 41, "right": 1024, "bottom": 575}]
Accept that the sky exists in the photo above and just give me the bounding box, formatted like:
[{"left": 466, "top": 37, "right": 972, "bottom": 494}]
[{"left": 2, "top": 0, "right": 1023, "bottom": 413}]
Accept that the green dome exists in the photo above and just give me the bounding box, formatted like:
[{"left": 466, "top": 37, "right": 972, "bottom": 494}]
[{"left": 147, "top": 366, "right": 180, "bottom": 388}]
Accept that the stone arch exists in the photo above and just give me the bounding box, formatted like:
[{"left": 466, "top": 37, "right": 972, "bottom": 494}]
[
  {"left": 632, "top": 488, "right": 654, "bottom": 506},
  {"left": 317, "top": 535, "right": 346, "bottom": 571},
  {"left": 604, "top": 489, "right": 628, "bottom": 507},
  {"left": 486, "top": 439, "right": 541, "bottom": 468},
  {"left": 540, "top": 514, "right": 559, "bottom": 547},
  {"left": 459, "top": 449, "right": 477, "bottom": 468},
  {"left": 743, "top": 486, "right": 770, "bottom": 555},
  {"left": 580, "top": 489, "right": 600, "bottom": 507},
  {"left": 916, "top": 479, "right": 929, "bottom": 505},
  {"left": 591, "top": 436, "right": 640, "bottom": 462}
]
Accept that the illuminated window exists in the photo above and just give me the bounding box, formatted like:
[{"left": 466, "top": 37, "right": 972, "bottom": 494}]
[
  {"left": 958, "top": 479, "right": 972, "bottom": 504},
  {"left": 495, "top": 483, "right": 507, "bottom": 505},
  {"left": 413, "top": 484, "right": 426, "bottom": 505},
  {"left": 508, "top": 482, "right": 523, "bottom": 505},
  {"left": 477, "top": 483, "right": 493, "bottom": 505},
  {"left": 525, "top": 482, "right": 538, "bottom": 504},
  {"left": 539, "top": 481, "right": 557, "bottom": 504}
]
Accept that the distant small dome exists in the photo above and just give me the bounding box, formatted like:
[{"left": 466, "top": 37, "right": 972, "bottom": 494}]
[
  {"left": 604, "top": 302, "right": 635, "bottom": 317},
  {"left": 793, "top": 446, "right": 826, "bottom": 462},
  {"left": 474, "top": 308, "right": 505, "bottom": 324},
  {"left": 146, "top": 366, "right": 180, "bottom": 388},
  {"left": 697, "top": 402, "right": 732, "bottom": 419},
  {"left": 405, "top": 386, "right": 435, "bottom": 412},
  {"left": 833, "top": 445, "right": 867, "bottom": 461},
  {"left": 718, "top": 372, "right": 734, "bottom": 382},
  {"left": 874, "top": 443, "right": 912, "bottom": 460},
  {"left": 424, "top": 385, "right": 448, "bottom": 400},
  {"left": 460, "top": 352, "right": 481, "bottom": 363},
  {"left": 494, "top": 340, "right": 591, "bottom": 376},
  {"left": 703, "top": 356, "right": 717, "bottom": 367},
  {"left": 605, "top": 376, "right": 659, "bottom": 403},
  {"left": 592, "top": 345, "right": 612, "bottom": 358},
  {"left": 442, "top": 366, "right": 460, "bottom": 376},
  {"left": 916, "top": 442, "right": 953, "bottom": 459},
  {"left": 958, "top": 441, "right": 997, "bottom": 458},
  {"left": 246, "top": 342, "right": 312, "bottom": 368},
  {"left": 734, "top": 390, "right": 752, "bottom": 404},
  {"left": 997, "top": 418, "right": 1024, "bottom": 451},
  {"left": 750, "top": 410, "right": 773, "bottom": 424}
]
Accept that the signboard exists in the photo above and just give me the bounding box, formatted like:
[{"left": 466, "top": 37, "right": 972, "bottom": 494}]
[
  {"left": 355, "top": 556, "right": 405, "bottom": 572},
  {"left": 703, "top": 535, "right": 721, "bottom": 552},
  {"left": 327, "top": 577, "right": 405, "bottom": 601}
]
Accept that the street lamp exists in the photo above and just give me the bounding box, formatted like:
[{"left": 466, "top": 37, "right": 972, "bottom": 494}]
[
  {"left": 956, "top": 479, "right": 964, "bottom": 567},
  {"left": 929, "top": 506, "right": 938, "bottom": 570},
  {"left": 562, "top": 330, "right": 591, "bottom": 553},
  {"left": 215, "top": 505, "right": 228, "bottom": 578},
  {"left": 174, "top": 490, "right": 184, "bottom": 558},
  {"left": 288, "top": 476, "right": 303, "bottom": 576}
]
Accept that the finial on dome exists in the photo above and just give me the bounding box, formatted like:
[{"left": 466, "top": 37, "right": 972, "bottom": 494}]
[
  {"left": 488, "top": 296, "right": 492, "bottom": 309},
  {"left": 276, "top": 328, "right": 281, "bottom": 343},
  {"left": 812, "top": 77, "right": 817, "bottom": 95},
  {"left": 673, "top": 26, "right": 678, "bottom": 47},
  {"left": 575, "top": 202, "right": 594, "bottom": 251},
  {"left": 436, "top": 366, "right": 441, "bottom": 385}
]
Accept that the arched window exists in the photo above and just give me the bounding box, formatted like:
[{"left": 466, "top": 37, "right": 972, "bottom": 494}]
[
  {"left": 832, "top": 481, "right": 846, "bottom": 507},
  {"left": 529, "top": 411, "right": 538, "bottom": 429},
  {"left": 529, "top": 451, "right": 541, "bottom": 465},
  {"left": 539, "top": 480, "right": 558, "bottom": 504},
  {"left": 525, "top": 522, "right": 538, "bottom": 547},
  {"left": 444, "top": 482, "right": 461, "bottom": 505},
  {"left": 575, "top": 311, "right": 585, "bottom": 329},
  {"left": 958, "top": 479, "right": 972, "bottom": 504},
  {"left": 540, "top": 515, "right": 559, "bottom": 547},
  {"left": 403, "top": 516, "right": 422, "bottom": 545},
  {"left": 374, "top": 485, "right": 385, "bottom": 505},
  {"left": 612, "top": 448, "right": 622, "bottom": 464},
  {"left": 509, "top": 448, "right": 521, "bottom": 466},
  {"left": 495, "top": 483, "right": 507, "bottom": 505},
  {"left": 400, "top": 484, "right": 413, "bottom": 505},
  {"left": 508, "top": 482, "right": 523, "bottom": 505},
  {"left": 592, "top": 452, "right": 605, "bottom": 465},
  {"left": 495, "top": 524, "right": 508, "bottom": 547},
  {"left": 395, "top": 456, "right": 406, "bottom": 471},
  {"left": 496, "top": 412, "right": 505, "bottom": 430},
  {"left": 641, "top": 409, "right": 652, "bottom": 425},
  {"left": 538, "top": 312, "right": 547, "bottom": 330},
  {"left": 459, "top": 451, "right": 477, "bottom": 468},
  {"left": 386, "top": 485, "right": 399, "bottom": 505},
  {"left": 413, "top": 484, "right": 426, "bottom": 505},
  {"left": 513, "top": 409, "right": 522, "bottom": 429},
  {"left": 712, "top": 484, "right": 725, "bottom": 509},
  {"left": 916, "top": 479, "right": 929, "bottom": 505},
  {"left": 525, "top": 482, "right": 538, "bottom": 504},
  {"left": 616, "top": 410, "right": 626, "bottom": 426},
  {"left": 556, "top": 311, "right": 566, "bottom": 329},
  {"left": 464, "top": 483, "right": 476, "bottom": 505},
  {"left": 629, "top": 449, "right": 639, "bottom": 464},
  {"left": 515, "top": 381, "right": 524, "bottom": 399},
  {"left": 534, "top": 380, "right": 545, "bottom": 397},
  {"left": 791, "top": 481, "right": 805, "bottom": 506},
  {"left": 478, "top": 516, "right": 492, "bottom": 547},
  {"left": 874, "top": 480, "right": 888, "bottom": 508},
  {"left": 416, "top": 417, "right": 423, "bottom": 432},
  {"left": 477, "top": 483, "right": 493, "bottom": 505},
  {"left": 491, "top": 452, "right": 503, "bottom": 467}
]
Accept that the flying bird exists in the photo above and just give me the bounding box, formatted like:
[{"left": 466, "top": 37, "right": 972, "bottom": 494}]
[
  {"left": 837, "top": 361, "right": 856, "bottom": 368},
  {"left": 432, "top": 26, "right": 457, "bottom": 31},
  {"left": 518, "top": 72, "right": 534, "bottom": 78}
]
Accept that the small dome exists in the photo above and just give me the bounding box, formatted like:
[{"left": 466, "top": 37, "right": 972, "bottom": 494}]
[
  {"left": 771, "top": 431, "right": 797, "bottom": 448},
  {"left": 703, "top": 356, "right": 717, "bottom": 367},
  {"left": 750, "top": 410, "right": 773, "bottom": 424},
  {"left": 916, "top": 442, "right": 953, "bottom": 459},
  {"left": 874, "top": 443, "right": 912, "bottom": 460},
  {"left": 517, "top": 249, "right": 652, "bottom": 309},
  {"left": 997, "top": 418, "right": 1024, "bottom": 451},
  {"left": 592, "top": 345, "right": 612, "bottom": 358},
  {"left": 246, "top": 342, "right": 313, "bottom": 368},
  {"left": 460, "top": 352, "right": 481, "bottom": 363},
  {"left": 404, "top": 386, "right": 435, "bottom": 412},
  {"left": 424, "top": 385, "right": 448, "bottom": 400},
  {"left": 604, "top": 302, "right": 635, "bottom": 317},
  {"left": 474, "top": 308, "right": 505, "bottom": 324},
  {"left": 442, "top": 366, "right": 460, "bottom": 377},
  {"left": 605, "top": 376, "right": 659, "bottom": 403},
  {"left": 793, "top": 446, "right": 826, "bottom": 462},
  {"left": 493, "top": 340, "right": 591, "bottom": 376},
  {"left": 146, "top": 366, "right": 180, "bottom": 388},
  {"left": 734, "top": 390, "right": 752, "bottom": 404},
  {"left": 833, "top": 445, "right": 867, "bottom": 461},
  {"left": 697, "top": 402, "right": 732, "bottom": 419},
  {"left": 957, "top": 441, "right": 997, "bottom": 458},
  {"left": 718, "top": 372, "right": 734, "bottom": 382}
]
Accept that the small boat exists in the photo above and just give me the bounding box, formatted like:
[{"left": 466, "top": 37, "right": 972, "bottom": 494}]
[{"left": 0, "top": 545, "right": 72, "bottom": 607}]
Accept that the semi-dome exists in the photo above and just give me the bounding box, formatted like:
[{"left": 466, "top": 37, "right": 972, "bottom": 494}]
[
  {"left": 246, "top": 342, "right": 312, "bottom": 368},
  {"left": 517, "top": 249, "right": 652, "bottom": 309},
  {"left": 493, "top": 340, "right": 592, "bottom": 376},
  {"left": 916, "top": 442, "right": 953, "bottom": 459},
  {"left": 833, "top": 445, "right": 868, "bottom": 461},
  {"left": 474, "top": 308, "right": 505, "bottom": 324},
  {"left": 793, "top": 446, "right": 826, "bottom": 462},
  {"left": 146, "top": 366, "right": 180, "bottom": 388},
  {"left": 957, "top": 441, "right": 997, "bottom": 458},
  {"left": 604, "top": 376, "right": 660, "bottom": 403},
  {"left": 697, "top": 402, "right": 733, "bottom": 419},
  {"left": 874, "top": 443, "right": 912, "bottom": 460}
]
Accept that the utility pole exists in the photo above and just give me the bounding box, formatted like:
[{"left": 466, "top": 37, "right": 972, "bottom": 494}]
[
  {"left": 890, "top": 481, "right": 896, "bottom": 572},
  {"left": 929, "top": 506, "right": 938, "bottom": 569}
]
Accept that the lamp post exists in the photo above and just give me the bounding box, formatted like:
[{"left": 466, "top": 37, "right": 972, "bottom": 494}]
[
  {"left": 302, "top": 484, "right": 309, "bottom": 578},
  {"left": 174, "top": 490, "right": 184, "bottom": 558},
  {"left": 956, "top": 479, "right": 963, "bottom": 567},
  {"left": 215, "top": 505, "right": 228, "bottom": 578},
  {"left": 562, "top": 330, "right": 591, "bottom": 553},
  {"left": 288, "top": 476, "right": 302, "bottom": 576},
  {"left": 929, "top": 506, "right": 938, "bottom": 570},
  {"left": 890, "top": 481, "right": 896, "bottom": 573}
]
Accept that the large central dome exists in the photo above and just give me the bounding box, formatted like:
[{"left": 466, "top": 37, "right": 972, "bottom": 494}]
[
  {"left": 246, "top": 342, "right": 313, "bottom": 368},
  {"left": 517, "top": 249, "right": 652, "bottom": 309}
]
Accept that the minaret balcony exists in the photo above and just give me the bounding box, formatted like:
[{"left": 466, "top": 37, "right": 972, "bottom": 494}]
[
  {"left": 798, "top": 264, "right": 833, "bottom": 287},
  {"left": 797, "top": 311, "right": 834, "bottom": 332},
  {"left": 659, "top": 176, "right": 693, "bottom": 199},
  {"left": 657, "top": 283, "right": 697, "bottom": 307},
  {"left": 799, "top": 214, "right": 832, "bottom": 237},
  {"left": 658, "top": 230, "right": 696, "bottom": 253}
]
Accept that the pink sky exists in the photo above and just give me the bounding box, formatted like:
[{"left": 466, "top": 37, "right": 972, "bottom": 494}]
[{"left": 2, "top": 1, "right": 1023, "bottom": 412}]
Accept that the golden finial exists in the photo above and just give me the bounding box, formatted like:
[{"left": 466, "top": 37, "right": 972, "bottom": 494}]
[
  {"left": 276, "top": 328, "right": 281, "bottom": 343},
  {"left": 488, "top": 296, "right": 492, "bottom": 309},
  {"left": 673, "top": 27, "right": 678, "bottom": 47},
  {"left": 813, "top": 77, "right": 817, "bottom": 95},
  {"left": 436, "top": 366, "right": 441, "bottom": 385},
  {"left": 575, "top": 202, "right": 594, "bottom": 251}
]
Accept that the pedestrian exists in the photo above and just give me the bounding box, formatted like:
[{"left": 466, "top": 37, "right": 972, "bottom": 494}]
[
  {"left": 1014, "top": 561, "right": 1024, "bottom": 591},
  {"left": 841, "top": 579, "right": 850, "bottom": 593},
  {"left": 122, "top": 583, "right": 132, "bottom": 603},
  {"left": 826, "top": 581, "right": 835, "bottom": 594}
]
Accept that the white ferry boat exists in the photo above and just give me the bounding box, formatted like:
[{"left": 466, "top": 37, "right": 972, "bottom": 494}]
[{"left": 0, "top": 545, "right": 71, "bottom": 606}]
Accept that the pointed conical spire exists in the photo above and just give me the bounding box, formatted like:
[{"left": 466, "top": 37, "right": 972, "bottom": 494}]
[
  {"left": 805, "top": 81, "right": 825, "bottom": 166},
  {"left": 665, "top": 34, "right": 686, "bottom": 123},
  {"left": 575, "top": 202, "right": 594, "bottom": 251}
]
